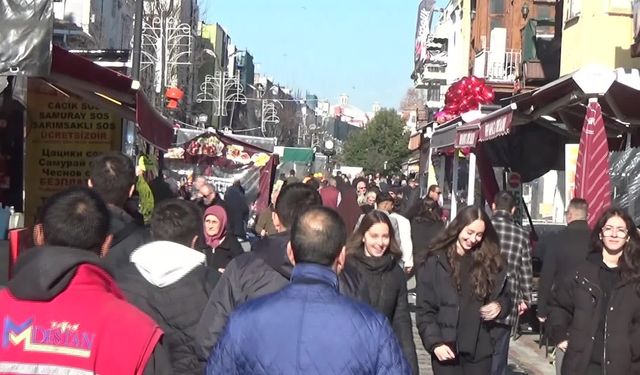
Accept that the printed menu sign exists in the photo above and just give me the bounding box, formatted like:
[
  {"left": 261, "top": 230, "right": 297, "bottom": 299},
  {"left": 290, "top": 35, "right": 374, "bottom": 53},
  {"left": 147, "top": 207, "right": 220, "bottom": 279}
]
[{"left": 25, "top": 81, "right": 122, "bottom": 224}]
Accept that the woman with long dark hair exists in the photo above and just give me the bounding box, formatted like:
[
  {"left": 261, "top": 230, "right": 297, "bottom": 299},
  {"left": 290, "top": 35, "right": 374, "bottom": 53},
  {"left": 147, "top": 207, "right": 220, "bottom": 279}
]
[
  {"left": 549, "top": 208, "right": 640, "bottom": 375},
  {"left": 341, "top": 210, "right": 419, "bottom": 374},
  {"left": 411, "top": 197, "right": 445, "bottom": 266},
  {"left": 416, "top": 205, "right": 510, "bottom": 375}
]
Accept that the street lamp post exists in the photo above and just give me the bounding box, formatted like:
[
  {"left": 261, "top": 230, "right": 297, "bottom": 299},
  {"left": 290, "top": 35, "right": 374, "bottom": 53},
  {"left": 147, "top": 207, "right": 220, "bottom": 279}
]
[{"left": 196, "top": 71, "right": 247, "bottom": 129}]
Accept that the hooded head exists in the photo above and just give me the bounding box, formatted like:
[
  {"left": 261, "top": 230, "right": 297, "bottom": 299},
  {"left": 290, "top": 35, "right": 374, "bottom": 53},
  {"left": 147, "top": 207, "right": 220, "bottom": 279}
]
[{"left": 203, "top": 205, "right": 228, "bottom": 248}]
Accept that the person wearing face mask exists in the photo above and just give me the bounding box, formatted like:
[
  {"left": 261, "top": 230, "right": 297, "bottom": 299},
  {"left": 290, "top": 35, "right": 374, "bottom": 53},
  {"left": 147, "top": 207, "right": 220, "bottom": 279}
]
[
  {"left": 416, "top": 205, "right": 510, "bottom": 375},
  {"left": 203, "top": 205, "right": 243, "bottom": 273},
  {"left": 341, "top": 210, "right": 419, "bottom": 374},
  {"left": 549, "top": 208, "right": 640, "bottom": 375}
]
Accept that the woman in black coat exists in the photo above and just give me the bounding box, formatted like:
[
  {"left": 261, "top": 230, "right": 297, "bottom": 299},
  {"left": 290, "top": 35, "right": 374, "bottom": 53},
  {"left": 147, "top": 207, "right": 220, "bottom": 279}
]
[
  {"left": 203, "top": 205, "right": 243, "bottom": 272},
  {"left": 411, "top": 197, "right": 445, "bottom": 266},
  {"left": 415, "top": 205, "right": 510, "bottom": 375},
  {"left": 341, "top": 210, "right": 419, "bottom": 374},
  {"left": 549, "top": 208, "right": 640, "bottom": 375}
]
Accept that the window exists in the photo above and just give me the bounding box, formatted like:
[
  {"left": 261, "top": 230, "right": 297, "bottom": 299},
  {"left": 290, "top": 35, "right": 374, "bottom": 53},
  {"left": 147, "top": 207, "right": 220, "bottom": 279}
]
[
  {"left": 566, "top": 0, "right": 581, "bottom": 22},
  {"left": 536, "top": 4, "right": 553, "bottom": 20},
  {"left": 490, "top": 0, "right": 504, "bottom": 13}
]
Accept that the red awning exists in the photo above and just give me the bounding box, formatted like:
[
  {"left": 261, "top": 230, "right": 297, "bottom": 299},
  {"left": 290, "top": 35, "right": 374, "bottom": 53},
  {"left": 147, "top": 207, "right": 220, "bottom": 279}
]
[
  {"left": 455, "top": 123, "right": 479, "bottom": 148},
  {"left": 477, "top": 104, "right": 516, "bottom": 143},
  {"left": 45, "top": 46, "right": 174, "bottom": 150}
]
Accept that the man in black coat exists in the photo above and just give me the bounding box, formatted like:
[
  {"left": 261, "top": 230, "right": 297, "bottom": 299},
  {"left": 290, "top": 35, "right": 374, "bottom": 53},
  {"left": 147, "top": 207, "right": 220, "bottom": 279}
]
[
  {"left": 537, "top": 198, "right": 591, "bottom": 320},
  {"left": 537, "top": 198, "right": 590, "bottom": 373},
  {"left": 195, "top": 183, "right": 323, "bottom": 360},
  {"left": 224, "top": 181, "right": 249, "bottom": 239},
  {"left": 115, "top": 199, "right": 219, "bottom": 374},
  {"left": 89, "top": 152, "right": 148, "bottom": 272}
]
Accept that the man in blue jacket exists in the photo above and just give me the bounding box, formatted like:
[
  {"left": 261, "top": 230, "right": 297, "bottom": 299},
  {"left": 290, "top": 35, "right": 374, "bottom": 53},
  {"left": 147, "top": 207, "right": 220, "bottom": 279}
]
[{"left": 206, "top": 207, "right": 410, "bottom": 375}]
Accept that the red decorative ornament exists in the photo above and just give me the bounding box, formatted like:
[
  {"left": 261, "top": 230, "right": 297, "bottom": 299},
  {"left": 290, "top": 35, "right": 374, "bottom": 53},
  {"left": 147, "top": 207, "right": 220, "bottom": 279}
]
[{"left": 442, "top": 75, "right": 495, "bottom": 117}]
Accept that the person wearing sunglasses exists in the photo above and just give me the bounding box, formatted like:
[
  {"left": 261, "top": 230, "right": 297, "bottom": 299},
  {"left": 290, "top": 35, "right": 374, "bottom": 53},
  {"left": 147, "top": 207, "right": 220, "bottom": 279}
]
[{"left": 549, "top": 207, "right": 640, "bottom": 375}]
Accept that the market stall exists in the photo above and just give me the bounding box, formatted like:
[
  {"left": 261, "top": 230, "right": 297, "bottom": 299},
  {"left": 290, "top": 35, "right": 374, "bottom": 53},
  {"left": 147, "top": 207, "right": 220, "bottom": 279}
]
[{"left": 165, "top": 130, "right": 278, "bottom": 212}]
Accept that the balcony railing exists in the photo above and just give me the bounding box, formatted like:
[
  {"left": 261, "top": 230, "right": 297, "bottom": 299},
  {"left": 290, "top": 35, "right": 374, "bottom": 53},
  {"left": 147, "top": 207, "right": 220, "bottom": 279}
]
[{"left": 474, "top": 49, "right": 522, "bottom": 83}]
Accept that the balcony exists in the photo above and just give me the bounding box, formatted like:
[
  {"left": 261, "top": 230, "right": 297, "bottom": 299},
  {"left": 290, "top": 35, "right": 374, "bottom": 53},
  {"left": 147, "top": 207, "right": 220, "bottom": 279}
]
[{"left": 473, "top": 49, "right": 522, "bottom": 83}]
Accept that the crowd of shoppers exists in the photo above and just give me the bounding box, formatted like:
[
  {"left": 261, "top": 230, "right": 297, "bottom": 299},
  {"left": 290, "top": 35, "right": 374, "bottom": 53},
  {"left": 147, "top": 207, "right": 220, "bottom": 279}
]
[{"left": 4, "top": 152, "right": 640, "bottom": 375}]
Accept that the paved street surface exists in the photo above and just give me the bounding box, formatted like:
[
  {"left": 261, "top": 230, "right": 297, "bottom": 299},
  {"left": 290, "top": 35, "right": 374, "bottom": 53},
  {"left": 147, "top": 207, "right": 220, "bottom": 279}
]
[{"left": 412, "top": 313, "right": 555, "bottom": 375}]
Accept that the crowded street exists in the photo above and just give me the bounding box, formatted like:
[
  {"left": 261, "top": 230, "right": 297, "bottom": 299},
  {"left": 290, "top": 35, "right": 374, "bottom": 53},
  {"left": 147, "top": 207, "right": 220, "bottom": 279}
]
[{"left": 3, "top": 0, "right": 640, "bottom": 374}]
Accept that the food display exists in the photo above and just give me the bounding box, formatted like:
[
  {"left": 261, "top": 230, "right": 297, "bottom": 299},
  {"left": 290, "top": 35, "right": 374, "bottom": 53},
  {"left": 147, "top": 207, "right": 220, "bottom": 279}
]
[
  {"left": 185, "top": 136, "right": 224, "bottom": 156},
  {"left": 251, "top": 153, "right": 270, "bottom": 167},
  {"left": 225, "top": 145, "right": 252, "bottom": 165},
  {"left": 165, "top": 147, "right": 185, "bottom": 159}
]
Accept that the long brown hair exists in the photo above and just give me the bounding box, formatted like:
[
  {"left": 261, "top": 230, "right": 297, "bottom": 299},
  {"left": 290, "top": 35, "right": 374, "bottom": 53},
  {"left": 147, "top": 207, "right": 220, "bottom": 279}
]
[
  {"left": 426, "top": 205, "right": 503, "bottom": 300},
  {"left": 346, "top": 210, "right": 403, "bottom": 260}
]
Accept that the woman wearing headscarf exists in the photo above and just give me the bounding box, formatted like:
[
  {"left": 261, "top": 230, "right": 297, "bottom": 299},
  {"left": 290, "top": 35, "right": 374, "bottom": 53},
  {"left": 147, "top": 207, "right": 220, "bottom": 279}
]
[
  {"left": 203, "top": 205, "right": 243, "bottom": 272},
  {"left": 335, "top": 176, "right": 361, "bottom": 233}
]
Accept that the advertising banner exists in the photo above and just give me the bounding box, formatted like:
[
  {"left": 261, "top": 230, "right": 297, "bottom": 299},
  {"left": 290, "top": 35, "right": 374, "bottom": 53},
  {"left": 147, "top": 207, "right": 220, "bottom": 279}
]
[
  {"left": 24, "top": 80, "right": 122, "bottom": 224},
  {"left": 414, "top": 0, "right": 435, "bottom": 73},
  {"left": 165, "top": 132, "right": 275, "bottom": 211}
]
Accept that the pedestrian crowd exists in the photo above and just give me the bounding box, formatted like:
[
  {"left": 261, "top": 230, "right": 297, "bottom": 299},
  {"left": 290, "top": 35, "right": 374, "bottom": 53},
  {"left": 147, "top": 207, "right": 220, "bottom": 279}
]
[{"left": 1, "top": 151, "right": 639, "bottom": 375}]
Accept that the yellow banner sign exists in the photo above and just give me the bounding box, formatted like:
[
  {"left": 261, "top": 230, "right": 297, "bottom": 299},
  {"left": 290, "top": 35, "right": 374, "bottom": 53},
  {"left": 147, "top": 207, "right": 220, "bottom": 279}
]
[{"left": 25, "top": 80, "right": 122, "bottom": 225}]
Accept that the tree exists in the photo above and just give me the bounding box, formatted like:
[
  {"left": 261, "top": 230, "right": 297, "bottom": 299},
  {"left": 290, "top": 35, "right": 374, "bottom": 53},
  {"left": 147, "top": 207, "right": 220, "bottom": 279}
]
[
  {"left": 342, "top": 109, "right": 411, "bottom": 173},
  {"left": 399, "top": 87, "right": 427, "bottom": 111}
]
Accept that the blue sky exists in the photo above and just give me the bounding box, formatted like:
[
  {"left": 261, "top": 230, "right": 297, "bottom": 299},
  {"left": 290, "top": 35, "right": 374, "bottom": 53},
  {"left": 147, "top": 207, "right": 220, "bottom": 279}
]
[{"left": 202, "top": 0, "right": 425, "bottom": 111}]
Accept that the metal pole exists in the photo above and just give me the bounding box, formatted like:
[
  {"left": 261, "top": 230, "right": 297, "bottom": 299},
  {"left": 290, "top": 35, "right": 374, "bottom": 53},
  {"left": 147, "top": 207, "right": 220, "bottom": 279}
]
[
  {"left": 218, "top": 72, "right": 224, "bottom": 129},
  {"left": 451, "top": 153, "right": 459, "bottom": 220},
  {"left": 467, "top": 152, "right": 476, "bottom": 205},
  {"left": 131, "top": 0, "right": 143, "bottom": 80}
]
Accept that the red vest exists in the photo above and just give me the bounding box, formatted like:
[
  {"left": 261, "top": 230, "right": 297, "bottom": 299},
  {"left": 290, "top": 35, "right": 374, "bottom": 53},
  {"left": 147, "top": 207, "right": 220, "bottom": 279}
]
[
  {"left": 320, "top": 186, "right": 340, "bottom": 209},
  {"left": 0, "top": 264, "right": 162, "bottom": 375}
]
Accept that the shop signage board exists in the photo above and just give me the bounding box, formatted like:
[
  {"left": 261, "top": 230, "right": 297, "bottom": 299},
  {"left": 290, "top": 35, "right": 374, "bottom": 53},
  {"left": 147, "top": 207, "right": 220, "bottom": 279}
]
[
  {"left": 24, "top": 80, "right": 122, "bottom": 224},
  {"left": 478, "top": 112, "right": 513, "bottom": 142}
]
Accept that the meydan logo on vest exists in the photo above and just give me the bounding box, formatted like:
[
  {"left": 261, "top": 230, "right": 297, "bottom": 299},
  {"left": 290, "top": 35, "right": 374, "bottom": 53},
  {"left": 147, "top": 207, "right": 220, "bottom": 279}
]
[{"left": 2, "top": 316, "right": 95, "bottom": 358}]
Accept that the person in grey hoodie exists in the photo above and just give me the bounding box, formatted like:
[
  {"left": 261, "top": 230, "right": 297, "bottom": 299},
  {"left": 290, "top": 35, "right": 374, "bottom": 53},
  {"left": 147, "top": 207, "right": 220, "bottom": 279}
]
[{"left": 115, "top": 199, "right": 220, "bottom": 375}]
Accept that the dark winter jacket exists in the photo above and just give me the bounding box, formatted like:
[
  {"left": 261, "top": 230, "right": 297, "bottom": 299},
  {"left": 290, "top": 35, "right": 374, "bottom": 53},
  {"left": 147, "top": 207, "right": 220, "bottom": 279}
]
[
  {"left": 415, "top": 250, "right": 511, "bottom": 359},
  {"left": 206, "top": 263, "right": 411, "bottom": 375},
  {"left": 194, "top": 231, "right": 292, "bottom": 360},
  {"left": 400, "top": 185, "right": 420, "bottom": 220},
  {"left": 102, "top": 205, "right": 150, "bottom": 272},
  {"left": 115, "top": 241, "right": 220, "bottom": 374},
  {"left": 224, "top": 184, "right": 249, "bottom": 239},
  {"left": 549, "top": 252, "right": 640, "bottom": 375},
  {"left": 537, "top": 220, "right": 591, "bottom": 318},
  {"left": 204, "top": 235, "right": 244, "bottom": 270},
  {"left": 341, "top": 253, "right": 419, "bottom": 374},
  {"left": 410, "top": 218, "right": 445, "bottom": 264}
]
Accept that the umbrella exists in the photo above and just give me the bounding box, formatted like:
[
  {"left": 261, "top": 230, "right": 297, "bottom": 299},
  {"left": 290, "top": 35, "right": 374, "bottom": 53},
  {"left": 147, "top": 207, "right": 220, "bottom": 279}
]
[{"left": 574, "top": 98, "right": 612, "bottom": 227}]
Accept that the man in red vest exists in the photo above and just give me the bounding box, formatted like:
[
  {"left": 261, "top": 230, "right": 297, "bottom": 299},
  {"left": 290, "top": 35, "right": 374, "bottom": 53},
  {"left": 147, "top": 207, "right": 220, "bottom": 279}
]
[
  {"left": 319, "top": 177, "right": 341, "bottom": 209},
  {"left": 0, "top": 187, "right": 171, "bottom": 374}
]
